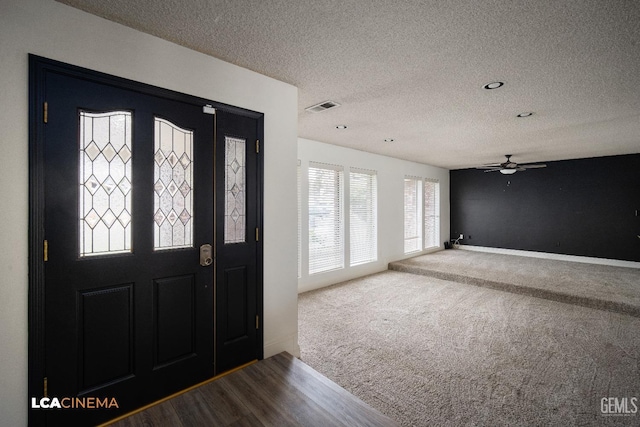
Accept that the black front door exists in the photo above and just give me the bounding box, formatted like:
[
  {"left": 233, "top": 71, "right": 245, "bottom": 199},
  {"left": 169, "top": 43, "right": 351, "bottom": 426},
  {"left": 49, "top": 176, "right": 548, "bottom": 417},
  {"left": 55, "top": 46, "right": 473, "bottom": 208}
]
[
  {"left": 214, "top": 110, "right": 261, "bottom": 373},
  {"left": 29, "top": 57, "right": 263, "bottom": 426}
]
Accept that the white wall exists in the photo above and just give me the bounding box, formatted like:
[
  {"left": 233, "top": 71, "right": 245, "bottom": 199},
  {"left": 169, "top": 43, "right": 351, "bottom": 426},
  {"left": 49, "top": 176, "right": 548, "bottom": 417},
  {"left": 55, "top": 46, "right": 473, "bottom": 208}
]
[
  {"left": 298, "top": 138, "right": 450, "bottom": 293},
  {"left": 0, "top": 1, "right": 298, "bottom": 425}
]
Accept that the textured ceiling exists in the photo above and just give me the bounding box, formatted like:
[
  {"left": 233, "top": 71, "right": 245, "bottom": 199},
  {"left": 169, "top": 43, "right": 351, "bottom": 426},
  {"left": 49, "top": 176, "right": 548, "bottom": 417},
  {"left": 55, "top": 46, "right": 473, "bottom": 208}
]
[{"left": 57, "top": 0, "right": 640, "bottom": 169}]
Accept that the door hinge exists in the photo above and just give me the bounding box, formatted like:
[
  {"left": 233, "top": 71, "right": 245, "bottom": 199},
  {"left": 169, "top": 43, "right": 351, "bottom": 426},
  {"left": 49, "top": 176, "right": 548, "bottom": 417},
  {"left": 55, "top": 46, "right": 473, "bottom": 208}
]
[
  {"left": 255, "top": 228, "right": 259, "bottom": 242},
  {"left": 255, "top": 315, "right": 259, "bottom": 329},
  {"left": 256, "top": 140, "right": 260, "bottom": 153},
  {"left": 43, "top": 102, "right": 48, "bottom": 124},
  {"left": 43, "top": 377, "right": 48, "bottom": 398},
  {"left": 43, "top": 240, "right": 48, "bottom": 262}
]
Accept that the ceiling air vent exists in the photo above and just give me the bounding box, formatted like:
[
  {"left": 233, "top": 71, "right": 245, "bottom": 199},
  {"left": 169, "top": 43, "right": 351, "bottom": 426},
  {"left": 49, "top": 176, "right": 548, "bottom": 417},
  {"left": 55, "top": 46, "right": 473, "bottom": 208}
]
[{"left": 305, "top": 100, "right": 341, "bottom": 113}]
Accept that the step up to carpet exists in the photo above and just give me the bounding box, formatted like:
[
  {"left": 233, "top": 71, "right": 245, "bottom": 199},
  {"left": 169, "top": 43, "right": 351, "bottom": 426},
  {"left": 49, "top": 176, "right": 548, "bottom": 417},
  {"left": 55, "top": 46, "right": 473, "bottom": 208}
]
[{"left": 388, "top": 250, "right": 640, "bottom": 318}]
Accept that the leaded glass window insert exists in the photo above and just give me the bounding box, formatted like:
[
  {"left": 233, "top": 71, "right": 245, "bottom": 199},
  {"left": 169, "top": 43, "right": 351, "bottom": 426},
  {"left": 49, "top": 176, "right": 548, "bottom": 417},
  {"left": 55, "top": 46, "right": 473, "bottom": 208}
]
[
  {"left": 224, "top": 136, "right": 246, "bottom": 244},
  {"left": 79, "top": 111, "right": 132, "bottom": 257},
  {"left": 153, "top": 117, "right": 194, "bottom": 250}
]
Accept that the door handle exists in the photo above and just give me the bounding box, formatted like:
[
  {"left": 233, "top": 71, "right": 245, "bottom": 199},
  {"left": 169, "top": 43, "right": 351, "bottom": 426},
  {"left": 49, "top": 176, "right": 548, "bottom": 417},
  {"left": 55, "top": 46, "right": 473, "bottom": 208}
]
[{"left": 200, "top": 244, "right": 213, "bottom": 266}]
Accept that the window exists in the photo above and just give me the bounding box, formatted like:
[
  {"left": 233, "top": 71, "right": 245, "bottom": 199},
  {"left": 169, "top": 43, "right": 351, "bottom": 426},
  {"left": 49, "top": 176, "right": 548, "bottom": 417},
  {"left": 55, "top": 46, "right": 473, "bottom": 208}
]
[
  {"left": 424, "top": 179, "right": 440, "bottom": 249},
  {"left": 223, "top": 136, "right": 246, "bottom": 244},
  {"left": 297, "top": 160, "right": 302, "bottom": 278},
  {"left": 308, "top": 163, "right": 344, "bottom": 274},
  {"left": 350, "top": 169, "right": 377, "bottom": 265},
  {"left": 404, "top": 177, "right": 422, "bottom": 253},
  {"left": 153, "top": 117, "right": 194, "bottom": 250},
  {"left": 79, "top": 110, "right": 132, "bottom": 257}
]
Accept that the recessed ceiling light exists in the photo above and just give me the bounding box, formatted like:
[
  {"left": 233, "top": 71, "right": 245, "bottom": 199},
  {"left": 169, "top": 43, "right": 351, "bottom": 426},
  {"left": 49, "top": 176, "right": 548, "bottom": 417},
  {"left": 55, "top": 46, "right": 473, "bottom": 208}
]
[
  {"left": 483, "top": 81, "right": 504, "bottom": 90},
  {"left": 384, "top": 138, "right": 394, "bottom": 142},
  {"left": 517, "top": 112, "right": 534, "bottom": 117},
  {"left": 336, "top": 125, "right": 347, "bottom": 129}
]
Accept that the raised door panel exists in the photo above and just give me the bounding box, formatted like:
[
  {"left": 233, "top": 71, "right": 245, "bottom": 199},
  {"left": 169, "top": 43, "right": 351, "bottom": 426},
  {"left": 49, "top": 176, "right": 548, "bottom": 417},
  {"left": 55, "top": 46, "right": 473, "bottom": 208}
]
[
  {"left": 154, "top": 275, "right": 196, "bottom": 367},
  {"left": 78, "top": 284, "right": 134, "bottom": 393},
  {"left": 222, "top": 267, "right": 248, "bottom": 343}
]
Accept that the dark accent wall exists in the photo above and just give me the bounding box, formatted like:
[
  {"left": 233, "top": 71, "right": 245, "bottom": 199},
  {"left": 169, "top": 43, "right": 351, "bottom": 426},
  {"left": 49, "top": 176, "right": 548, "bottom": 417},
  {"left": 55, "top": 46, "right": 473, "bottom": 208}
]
[{"left": 450, "top": 154, "right": 640, "bottom": 262}]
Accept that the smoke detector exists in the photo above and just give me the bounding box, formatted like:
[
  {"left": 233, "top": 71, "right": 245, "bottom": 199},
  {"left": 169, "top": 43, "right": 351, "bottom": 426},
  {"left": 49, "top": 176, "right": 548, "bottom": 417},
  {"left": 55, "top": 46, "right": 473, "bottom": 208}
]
[{"left": 305, "top": 100, "right": 341, "bottom": 113}]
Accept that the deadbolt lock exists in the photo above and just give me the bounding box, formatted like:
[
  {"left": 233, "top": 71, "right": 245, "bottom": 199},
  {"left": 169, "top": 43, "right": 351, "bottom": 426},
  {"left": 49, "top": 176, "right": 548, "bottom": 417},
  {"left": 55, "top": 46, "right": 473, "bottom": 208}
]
[{"left": 200, "top": 244, "right": 213, "bottom": 266}]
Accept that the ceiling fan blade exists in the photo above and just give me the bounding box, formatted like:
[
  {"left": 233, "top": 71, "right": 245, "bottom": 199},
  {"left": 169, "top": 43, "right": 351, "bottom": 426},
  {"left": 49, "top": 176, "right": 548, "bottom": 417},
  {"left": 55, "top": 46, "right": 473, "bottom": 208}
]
[
  {"left": 483, "top": 169, "right": 502, "bottom": 173},
  {"left": 476, "top": 166, "right": 502, "bottom": 170},
  {"left": 519, "top": 164, "right": 546, "bottom": 169}
]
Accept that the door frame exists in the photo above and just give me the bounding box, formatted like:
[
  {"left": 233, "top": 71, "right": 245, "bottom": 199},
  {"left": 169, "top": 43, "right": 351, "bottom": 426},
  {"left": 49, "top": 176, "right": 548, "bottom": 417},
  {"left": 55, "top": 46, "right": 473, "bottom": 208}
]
[{"left": 28, "top": 55, "right": 264, "bottom": 425}]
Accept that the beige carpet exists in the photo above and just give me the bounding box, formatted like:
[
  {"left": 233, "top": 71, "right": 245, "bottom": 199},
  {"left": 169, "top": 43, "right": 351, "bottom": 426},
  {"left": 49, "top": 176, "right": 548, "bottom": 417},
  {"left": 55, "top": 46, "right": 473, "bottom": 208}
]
[
  {"left": 389, "top": 250, "right": 640, "bottom": 317},
  {"left": 298, "top": 270, "right": 640, "bottom": 426}
]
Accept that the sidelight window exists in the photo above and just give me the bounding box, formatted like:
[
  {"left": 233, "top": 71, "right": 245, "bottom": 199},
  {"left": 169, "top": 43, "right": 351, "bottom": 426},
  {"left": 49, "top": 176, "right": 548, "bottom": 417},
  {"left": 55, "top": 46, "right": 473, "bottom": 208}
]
[{"left": 224, "top": 136, "right": 247, "bottom": 244}]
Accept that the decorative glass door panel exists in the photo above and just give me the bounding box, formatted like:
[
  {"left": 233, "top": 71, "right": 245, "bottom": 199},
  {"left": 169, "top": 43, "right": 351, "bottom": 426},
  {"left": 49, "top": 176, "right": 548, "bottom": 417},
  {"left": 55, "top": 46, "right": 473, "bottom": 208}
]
[
  {"left": 79, "top": 111, "right": 133, "bottom": 257},
  {"left": 224, "top": 136, "right": 246, "bottom": 244},
  {"left": 153, "top": 117, "right": 194, "bottom": 250}
]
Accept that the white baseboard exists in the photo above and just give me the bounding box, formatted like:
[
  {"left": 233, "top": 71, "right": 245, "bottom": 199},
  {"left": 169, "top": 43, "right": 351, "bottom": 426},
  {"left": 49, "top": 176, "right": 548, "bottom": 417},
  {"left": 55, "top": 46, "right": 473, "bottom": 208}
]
[
  {"left": 264, "top": 332, "right": 299, "bottom": 358},
  {"left": 459, "top": 245, "right": 640, "bottom": 269},
  {"left": 298, "top": 263, "right": 388, "bottom": 294}
]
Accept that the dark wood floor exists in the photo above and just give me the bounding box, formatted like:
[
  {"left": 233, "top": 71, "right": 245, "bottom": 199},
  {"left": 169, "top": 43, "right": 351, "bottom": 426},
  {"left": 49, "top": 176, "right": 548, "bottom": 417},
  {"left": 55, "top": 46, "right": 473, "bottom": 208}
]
[{"left": 106, "top": 352, "right": 398, "bottom": 427}]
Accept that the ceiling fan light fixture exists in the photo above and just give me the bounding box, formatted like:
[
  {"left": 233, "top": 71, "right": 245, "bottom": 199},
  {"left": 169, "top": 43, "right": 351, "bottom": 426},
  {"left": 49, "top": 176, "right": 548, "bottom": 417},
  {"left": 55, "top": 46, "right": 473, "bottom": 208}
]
[
  {"left": 477, "top": 155, "right": 546, "bottom": 173},
  {"left": 483, "top": 81, "right": 504, "bottom": 90}
]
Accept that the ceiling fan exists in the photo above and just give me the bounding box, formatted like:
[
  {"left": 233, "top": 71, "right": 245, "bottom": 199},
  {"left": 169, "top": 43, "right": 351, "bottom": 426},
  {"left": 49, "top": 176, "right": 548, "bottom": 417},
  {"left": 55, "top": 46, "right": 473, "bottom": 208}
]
[{"left": 476, "top": 155, "right": 547, "bottom": 174}]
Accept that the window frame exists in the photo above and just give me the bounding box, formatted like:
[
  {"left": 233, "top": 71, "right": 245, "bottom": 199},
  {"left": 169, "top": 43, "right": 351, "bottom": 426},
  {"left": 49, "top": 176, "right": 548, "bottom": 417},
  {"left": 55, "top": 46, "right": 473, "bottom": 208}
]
[
  {"left": 403, "top": 176, "right": 423, "bottom": 254},
  {"left": 307, "top": 162, "right": 345, "bottom": 275},
  {"left": 297, "top": 160, "right": 302, "bottom": 278},
  {"left": 424, "top": 179, "right": 440, "bottom": 250},
  {"left": 349, "top": 168, "right": 378, "bottom": 266}
]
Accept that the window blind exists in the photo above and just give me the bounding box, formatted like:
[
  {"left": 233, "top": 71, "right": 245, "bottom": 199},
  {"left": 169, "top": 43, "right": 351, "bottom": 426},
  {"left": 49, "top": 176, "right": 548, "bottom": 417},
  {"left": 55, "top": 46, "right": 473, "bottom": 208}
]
[
  {"left": 404, "top": 177, "right": 422, "bottom": 253},
  {"left": 424, "top": 179, "right": 440, "bottom": 249},
  {"left": 308, "top": 163, "right": 344, "bottom": 274},
  {"left": 350, "top": 169, "right": 377, "bottom": 266}
]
